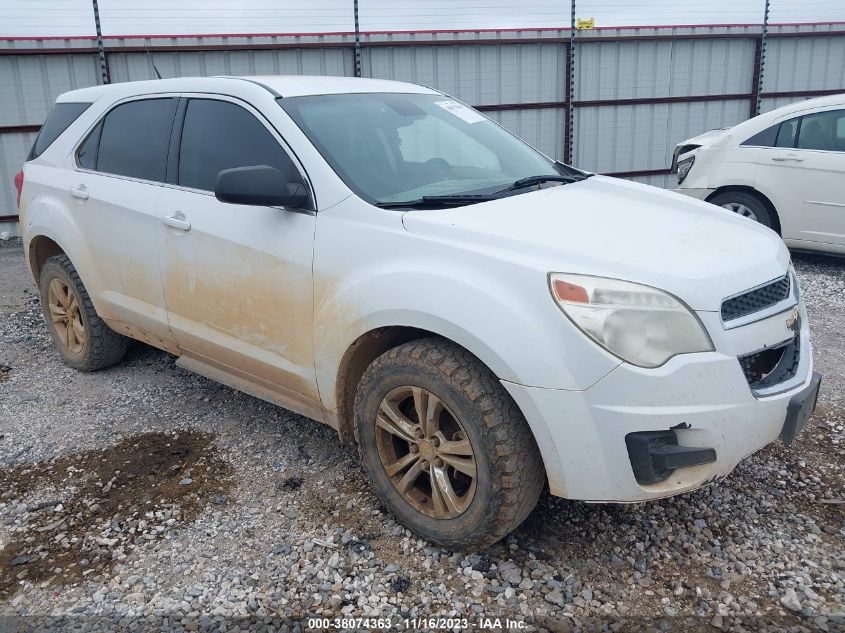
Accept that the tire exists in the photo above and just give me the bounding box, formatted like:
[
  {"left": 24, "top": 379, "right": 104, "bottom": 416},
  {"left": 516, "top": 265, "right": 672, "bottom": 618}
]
[
  {"left": 354, "top": 337, "right": 544, "bottom": 550},
  {"left": 709, "top": 191, "right": 775, "bottom": 230},
  {"left": 38, "top": 254, "right": 129, "bottom": 372}
]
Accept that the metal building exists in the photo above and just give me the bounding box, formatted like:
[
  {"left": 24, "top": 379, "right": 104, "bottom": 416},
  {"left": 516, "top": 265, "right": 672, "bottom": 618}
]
[{"left": 1, "top": 22, "right": 844, "bottom": 234}]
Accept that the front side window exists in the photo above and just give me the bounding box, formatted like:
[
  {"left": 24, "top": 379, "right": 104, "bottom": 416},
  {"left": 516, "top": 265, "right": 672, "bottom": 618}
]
[
  {"left": 796, "top": 109, "right": 845, "bottom": 151},
  {"left": 29, "top": 102, "right": 91, "bottom": 160},
  {"left": 178, "top": 98, "right": 305, "bottom": 192},
  {"left": 93, "top": 98, "right": 178, "bottom": 182},
  {"left": 279, "top": 93, "right": 564, "bottom": 205}
]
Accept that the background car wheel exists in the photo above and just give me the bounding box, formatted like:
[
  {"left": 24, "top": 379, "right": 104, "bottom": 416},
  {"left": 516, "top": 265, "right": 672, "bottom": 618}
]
[
  {"left": 354, "top": 337, "right": 544, "bottom": 550},
  {"left": 39, "top": 254, "right": 129, "bottom": 372},
  {"left": 709, "top": 191, "right": 775, "bottom": 230}
]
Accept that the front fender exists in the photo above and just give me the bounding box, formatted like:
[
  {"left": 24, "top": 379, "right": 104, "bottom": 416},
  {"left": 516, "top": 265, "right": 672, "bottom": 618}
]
[
  {"left": 315, "top": 265, "right": 617, "bottom": 410},
  {"left": 313, "top": 268, "right": 600, "bottom": 500}
]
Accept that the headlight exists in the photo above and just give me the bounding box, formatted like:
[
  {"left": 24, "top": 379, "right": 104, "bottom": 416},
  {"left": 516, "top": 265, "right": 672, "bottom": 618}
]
[
  {"left": 549, "top": 273, "right": 714, "bottom": 368},
  {"left": 677, "top": 155, "right": 695, "bottom": 184}
]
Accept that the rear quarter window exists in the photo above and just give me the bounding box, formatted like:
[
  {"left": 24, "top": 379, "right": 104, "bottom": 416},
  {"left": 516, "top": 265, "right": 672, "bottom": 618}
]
[
  {"left": 741, "top": 124, "right": 778, "bottom": 147},
  {"left": 28, "top": 102, "right": 91, "bottom": 160}
]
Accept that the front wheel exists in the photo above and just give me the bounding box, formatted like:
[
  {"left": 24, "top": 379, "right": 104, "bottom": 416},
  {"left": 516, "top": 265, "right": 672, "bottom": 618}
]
[
  {"left": 354, "top": 338, "right": 544, "bottom": 549},
  {"left": 709, "top": 191, "right": 775, "bottom": 230}
]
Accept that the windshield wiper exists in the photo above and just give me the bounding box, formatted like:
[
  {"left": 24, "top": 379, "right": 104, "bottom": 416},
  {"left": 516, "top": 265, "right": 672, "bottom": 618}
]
[
  {"left": 495, "top": 174, "right": 580, "bottom": 194},
  {"left": 376, "top": 169, "right": 596, "bottom": 209},
  {"left": 554, "top": 161, "right": 595, "bottom": 181},
  {"left": 376, "top": 194, "right": 498, "bottom": 209}
]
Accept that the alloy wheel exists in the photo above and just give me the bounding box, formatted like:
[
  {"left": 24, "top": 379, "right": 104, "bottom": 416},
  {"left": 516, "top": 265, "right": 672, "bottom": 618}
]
[
  {"left": 47, "top": 277, "right": 86, "bottom": 354},
  {"left": 374, "top": 386, "right": 477, "bottom": 519},
  {"left": 722, "top": 202, "right": 758, "bottom": 221}
]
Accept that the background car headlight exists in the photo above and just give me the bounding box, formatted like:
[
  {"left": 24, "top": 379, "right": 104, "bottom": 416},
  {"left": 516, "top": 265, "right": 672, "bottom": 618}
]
[
  {"left": 676, "top": 155, "right": 695, "bottom": 184},
  {"left": 549, "top": 273, "right": 714, "bottom": 368}
]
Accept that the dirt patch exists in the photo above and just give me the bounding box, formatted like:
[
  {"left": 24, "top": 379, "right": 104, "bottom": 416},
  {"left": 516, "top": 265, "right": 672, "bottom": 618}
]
[{"left": 0, "top": 430, "right": 232, "bottom": 598}]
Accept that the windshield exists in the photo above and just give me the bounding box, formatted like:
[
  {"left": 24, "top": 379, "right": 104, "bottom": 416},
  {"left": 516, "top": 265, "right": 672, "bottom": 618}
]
[{"left": 278, "top": 92, "right": 566, "bottom": 206}]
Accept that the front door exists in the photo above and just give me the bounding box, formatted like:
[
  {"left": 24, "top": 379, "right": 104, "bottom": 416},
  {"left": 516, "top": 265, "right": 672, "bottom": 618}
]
[
  {"left": 756, "top": 108, "right": 845, "bottom": 247},
  {"left": 157, "top": 96, "right": 319, "bottom": 416}
]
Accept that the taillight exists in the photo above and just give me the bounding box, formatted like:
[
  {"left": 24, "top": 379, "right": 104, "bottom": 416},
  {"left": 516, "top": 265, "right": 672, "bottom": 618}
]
[{"left": 14, "top": 170, "right": 24, "bottom": 209}]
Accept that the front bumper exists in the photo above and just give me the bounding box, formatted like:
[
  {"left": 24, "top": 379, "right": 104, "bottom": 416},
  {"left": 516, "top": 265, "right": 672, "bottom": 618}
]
[{"left": 502, "top": 305, "right": 815, "bottom": 502}]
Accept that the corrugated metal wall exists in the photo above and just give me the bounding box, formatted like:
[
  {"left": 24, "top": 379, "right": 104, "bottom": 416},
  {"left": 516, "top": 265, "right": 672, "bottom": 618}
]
[{"left": 1, "top": 23, "right": 844, "bottom": 222}]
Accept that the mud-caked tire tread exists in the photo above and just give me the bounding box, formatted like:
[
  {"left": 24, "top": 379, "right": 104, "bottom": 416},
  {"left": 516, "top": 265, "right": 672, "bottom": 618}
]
[
  {"left": 39, "top": 254, "right": 129, "bottom": 372},
  {"left": 354, "top": 337, "right": 545, "bottom": 549}
]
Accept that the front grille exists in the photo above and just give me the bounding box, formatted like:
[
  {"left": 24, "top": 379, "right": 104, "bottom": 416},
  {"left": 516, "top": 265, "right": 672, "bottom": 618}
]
[
  {"left": 738, "top": 335, "right": 800, "bottom": 390},
  {"left": 721, "top": 274, "right": 791, "bottom": 322}
]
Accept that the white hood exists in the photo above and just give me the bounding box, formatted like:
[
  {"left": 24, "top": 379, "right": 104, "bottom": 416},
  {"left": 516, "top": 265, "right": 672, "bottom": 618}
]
[
  {"left": 401, "top": 176, "right": 790, "bottom": 312},
  {"left": 676, "top": 127, "right": 730, "bottom": 150}
]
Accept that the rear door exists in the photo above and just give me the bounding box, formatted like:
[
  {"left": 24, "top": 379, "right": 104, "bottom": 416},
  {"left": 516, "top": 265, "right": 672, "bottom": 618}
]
[
  {"left": 156, "top": 95, "right": 320, "bottom": 417},
  {"left": 753, "top": 108, "right": 845, "bottom": 247},
  {"left": 69, "top": 96, "right": 179, "bottom": 351}
]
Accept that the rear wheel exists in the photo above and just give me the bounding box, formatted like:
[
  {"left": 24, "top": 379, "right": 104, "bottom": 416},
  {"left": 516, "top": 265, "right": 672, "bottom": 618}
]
[
  {"left": 354, "top": 338, "right": 544, "bottom": 549},
  {"left": 39, "top": 254, "right": 129, "bottom": 371},
  {"left": 709, "top": 191, "right": 775, "bottom": 230}
]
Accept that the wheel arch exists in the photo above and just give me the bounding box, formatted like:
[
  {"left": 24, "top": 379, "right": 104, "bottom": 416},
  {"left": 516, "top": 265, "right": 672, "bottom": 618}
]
[
  {"left": 706, "top": 185, "right": 782, "bottom": 235},
  {"left": 333, "top": 324, "right": 512, "bottom": 441},
  {"left": 333, "top": 325, "right": 556, "bottom": 494},
  {"left": 27, "top": 234, "right": 66, "bottom": 281},
  {"left": 334, "top": 325, "right": 433, "bottom": 442}
]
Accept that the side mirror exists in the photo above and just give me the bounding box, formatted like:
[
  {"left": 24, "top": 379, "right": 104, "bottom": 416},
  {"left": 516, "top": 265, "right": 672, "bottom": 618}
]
[{"left": 214, "top": 165, "right": 309, "bottom": 209}]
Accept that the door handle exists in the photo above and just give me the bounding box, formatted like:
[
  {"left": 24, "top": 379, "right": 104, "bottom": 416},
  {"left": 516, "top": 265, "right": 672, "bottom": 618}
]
[
  {"left": 160, "top": 212, "right": 191, "bottom": 231},
  {"left": 69, "top": 184, "right": 89, "bottom": 200},
  {"left": 772, "top": 151, "right": 804, "bottom": 162}
]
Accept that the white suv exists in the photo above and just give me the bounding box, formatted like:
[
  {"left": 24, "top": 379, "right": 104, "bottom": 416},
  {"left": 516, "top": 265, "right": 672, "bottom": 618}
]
[
  {"left": 16, "top": 76, "right": 821, "bottom": 548},
  {"left": 672, "top": 94, "right": 845, "bottom": 255}
]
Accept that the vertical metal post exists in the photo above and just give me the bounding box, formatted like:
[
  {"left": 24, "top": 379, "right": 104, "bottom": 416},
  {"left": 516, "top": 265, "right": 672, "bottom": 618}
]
[
  {"left": 353, "top": 0, "right": 362, "bottom": 77},
  {"left": 753, "top": 0, "right": 770, "bottom": 116},
  {"left": 91, "top": 0, "right": 110, "bottom": 84},
  {"left": 564, "top": 0, "right": 576, "bottom": 164}
]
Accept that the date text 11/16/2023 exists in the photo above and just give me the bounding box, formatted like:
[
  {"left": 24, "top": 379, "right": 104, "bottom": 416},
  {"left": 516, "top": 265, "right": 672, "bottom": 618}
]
[{"left": 306, "top": 617, "right": 527, "bottom": 630}]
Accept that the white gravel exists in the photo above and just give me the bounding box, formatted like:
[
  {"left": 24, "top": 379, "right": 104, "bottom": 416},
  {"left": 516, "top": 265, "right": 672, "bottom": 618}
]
[{"left": 0, "top": 240, "right": 843, "bottom": 632}]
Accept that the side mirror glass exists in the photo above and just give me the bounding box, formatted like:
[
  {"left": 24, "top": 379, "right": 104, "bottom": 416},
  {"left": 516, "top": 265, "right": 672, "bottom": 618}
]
[{"left": 214, "top": 165, "right": 309, "bottom": 209}]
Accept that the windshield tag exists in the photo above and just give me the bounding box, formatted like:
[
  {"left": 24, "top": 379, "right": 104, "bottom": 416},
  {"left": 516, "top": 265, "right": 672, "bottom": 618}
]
[{"left": 434, "top": 100, "right": 486, "bottom": 124}]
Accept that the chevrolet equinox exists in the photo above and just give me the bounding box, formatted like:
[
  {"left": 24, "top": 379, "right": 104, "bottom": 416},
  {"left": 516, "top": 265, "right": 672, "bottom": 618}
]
[{"left": 15, "top": 76, "right": 821, "bottom": 548}]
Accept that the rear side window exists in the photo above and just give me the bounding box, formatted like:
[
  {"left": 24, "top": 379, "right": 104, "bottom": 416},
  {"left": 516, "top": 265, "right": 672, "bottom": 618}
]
[
  {"left": 94, "top": 98, "right": 178, "bottom": 182},
  {"left": 177, "top": 98, "right": 304, "bottom": 192},
  {"left": 29, "top": 102, "right": 91, "bottom": 160}
]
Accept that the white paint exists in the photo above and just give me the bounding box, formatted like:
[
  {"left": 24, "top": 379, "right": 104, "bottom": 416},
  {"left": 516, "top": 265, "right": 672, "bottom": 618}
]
[{"left": 674, "top": 93, "right": 845, "bottom": 255}]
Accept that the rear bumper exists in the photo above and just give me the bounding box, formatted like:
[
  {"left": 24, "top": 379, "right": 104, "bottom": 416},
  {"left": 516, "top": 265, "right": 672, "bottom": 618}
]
[
  {"left": 671, "top": 187, "right": 715, "bottom": 201},
  {"left": 502, "top": 318, "right": 815, "bottom": 502}
]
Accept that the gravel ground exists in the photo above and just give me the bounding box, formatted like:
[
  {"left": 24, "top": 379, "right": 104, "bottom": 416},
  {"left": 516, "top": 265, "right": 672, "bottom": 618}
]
[{"left": 0, "top": 237, "right": 843, "bottom": 632}]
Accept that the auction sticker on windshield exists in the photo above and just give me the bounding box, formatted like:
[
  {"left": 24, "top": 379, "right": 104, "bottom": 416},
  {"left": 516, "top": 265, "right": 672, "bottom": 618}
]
[{"left": 435, "top": 100, "right": 487, "bottom": 124}]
